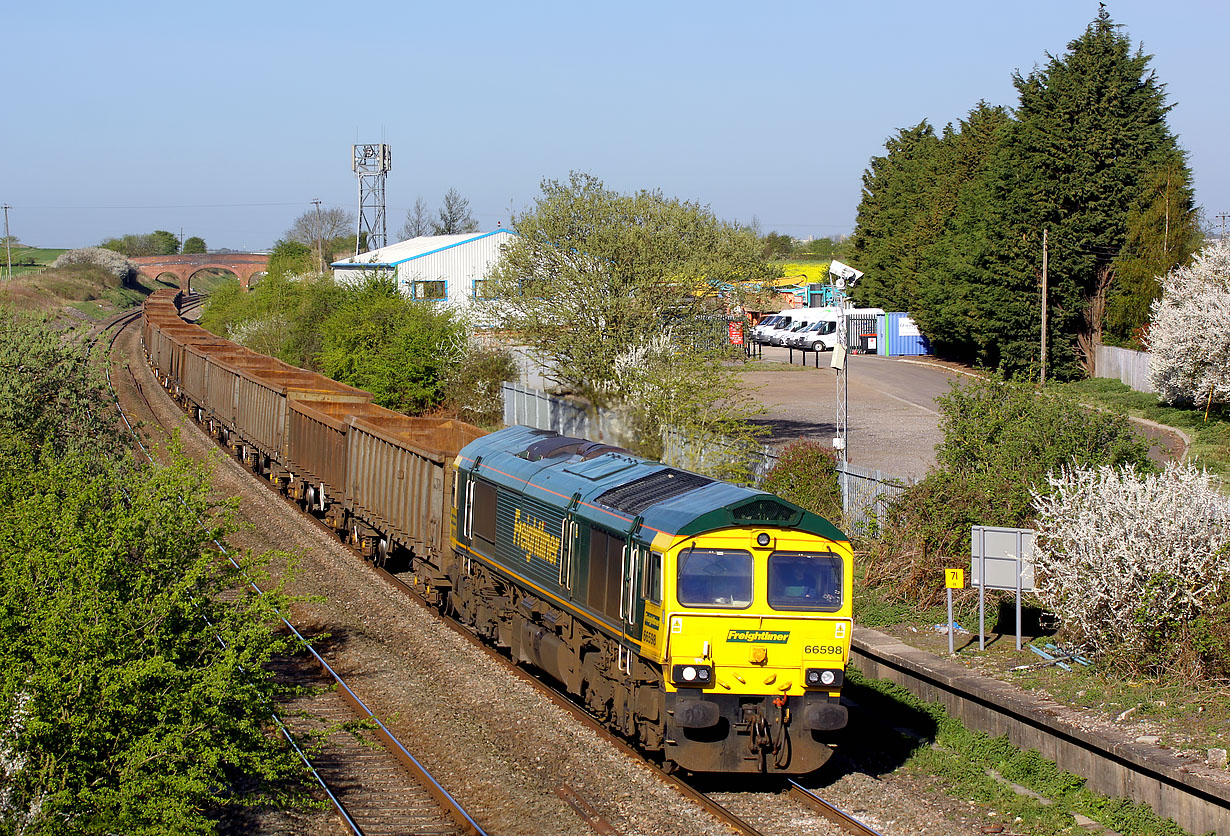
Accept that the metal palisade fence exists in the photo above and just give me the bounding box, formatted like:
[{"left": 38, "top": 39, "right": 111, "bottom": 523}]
[{"left": 502, "top": 383, "right": 913, "bottom": 531}]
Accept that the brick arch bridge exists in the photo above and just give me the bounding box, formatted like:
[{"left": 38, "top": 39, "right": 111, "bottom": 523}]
[{"left": 130, "top": 253, "right": 268, "bottom": 291}]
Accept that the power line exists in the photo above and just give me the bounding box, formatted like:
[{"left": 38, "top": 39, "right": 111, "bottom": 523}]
[{"left": 7, "top": 202, "right": 314, "bottom": 210}]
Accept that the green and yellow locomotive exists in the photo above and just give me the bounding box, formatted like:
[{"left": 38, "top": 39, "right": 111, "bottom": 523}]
[{"left": 448, "top": 426, "right": 852, "bottom": 774}]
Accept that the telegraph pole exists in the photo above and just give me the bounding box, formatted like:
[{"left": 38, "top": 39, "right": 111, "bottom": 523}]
[
  {"left": 311, "top": 199, "right": 324, "bottom": 271},
  {"left": 2, "top": 205, "right": 11, "bottom": 281},
  {"left": 1216, "top": 212, "right": 1229, "bottom": 241},
  {"left": 1040, "top": 228, "right": 1048, "bottom": 386}
]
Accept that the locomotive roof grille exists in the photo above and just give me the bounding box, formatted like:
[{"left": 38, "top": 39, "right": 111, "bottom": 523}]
[{"left": 595, "top": 468, "right": 715, "bottom": 515}]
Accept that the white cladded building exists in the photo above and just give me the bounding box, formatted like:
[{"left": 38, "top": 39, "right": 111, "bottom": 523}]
[{"left": 331, "top": 230, "right": 515, "bottom": 314}]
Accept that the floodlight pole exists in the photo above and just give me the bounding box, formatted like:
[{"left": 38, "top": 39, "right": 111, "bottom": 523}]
[{"left": 834, "top": 287, "right": 849, "bottom": 514}]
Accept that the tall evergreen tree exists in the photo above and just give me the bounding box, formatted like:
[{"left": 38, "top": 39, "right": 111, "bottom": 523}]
[
  {"left": 851, "top": 122, "right": 941, "bottom": 312},
  {"left": 851, "top": 8, "right": 1192, "bottom": 377},
  {"left": 1001, "top": 6, "right": 1186, "bottom": 377},
  {"left": 1106, "top": 161, "right": 1201, "bottom": 345}
]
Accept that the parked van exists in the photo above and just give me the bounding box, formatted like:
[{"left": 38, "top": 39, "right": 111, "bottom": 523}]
[
  {"left": 751, "top": 313, "right": 787, "bottom": 343},
  {"left": 793, "top": 317, "right": 840, "bottom": 351},
  {"left": 758, "top": 313, "right": 800, "bottom": 345},
  {"left": 769, "top": 307, "right": 837, "bottom": 347}
]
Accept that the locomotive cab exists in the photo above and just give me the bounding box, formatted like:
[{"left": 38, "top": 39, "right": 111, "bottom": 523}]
[{"left": 653, "top": 522, "right": 852, "bottom": 773}]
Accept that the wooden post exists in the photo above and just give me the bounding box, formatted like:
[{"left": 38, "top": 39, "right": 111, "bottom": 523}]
[{"left": 1040, "top": 228, "right": 1048, "bottom": 385}]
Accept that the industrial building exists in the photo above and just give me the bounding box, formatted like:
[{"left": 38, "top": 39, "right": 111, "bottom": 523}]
[{"left": 331, "top": 230, "right": 515, "bottom": 314}]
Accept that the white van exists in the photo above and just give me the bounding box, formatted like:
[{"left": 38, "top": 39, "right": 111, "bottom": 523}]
[
  {"left": 759, "top": 313, "right": 802, "bottom": 345},
  {"left": 751, "top": 313, "right": 787, "bottom": 343},
  {"left": 769, "top": 307, "right": 838, "bottom": 347},
  {"left": 793, "top": 317, "right": 840, "bottom": 351}
]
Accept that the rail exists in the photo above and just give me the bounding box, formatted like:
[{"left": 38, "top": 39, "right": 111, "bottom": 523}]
[{"left": 103, "top": 303, "right": 487, "bottom": 836}]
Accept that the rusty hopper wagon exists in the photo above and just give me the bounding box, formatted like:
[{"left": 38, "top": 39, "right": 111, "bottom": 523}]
[{"left": 141, "top": 287, "right": 854, "bottom": 775}]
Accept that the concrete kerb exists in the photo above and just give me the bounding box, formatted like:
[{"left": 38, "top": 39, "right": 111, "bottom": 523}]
[{"left": 850, "top": 627, "right": 1230, "bottom": 835}]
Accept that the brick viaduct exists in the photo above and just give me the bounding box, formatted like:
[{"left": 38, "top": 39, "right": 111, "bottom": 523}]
[{"left": 129, "top": 253, "right": 269, "bottom": 292}]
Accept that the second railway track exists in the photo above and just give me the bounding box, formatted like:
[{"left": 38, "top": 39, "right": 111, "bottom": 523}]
[
  {"left": 113, "top": 302, "right": 894, "bottom": 836},
  {"left": 104, "top": 305, "right": 483, "bottom": 836}
]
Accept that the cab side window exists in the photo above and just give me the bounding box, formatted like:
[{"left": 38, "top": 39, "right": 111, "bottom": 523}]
[
  {"left": 642, "top": 551, "right": 662, "bottom": 604},
  {"left": 471, "top": 480, "right": 497, "bottom": 557}
]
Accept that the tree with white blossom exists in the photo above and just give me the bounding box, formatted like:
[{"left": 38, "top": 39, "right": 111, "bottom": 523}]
[
  {"left": 1147, "top": 239, "right": 1230, "bottom": 408},
  {"left": 1032, "top": 461, "right": 1230, "bottom": 680}
]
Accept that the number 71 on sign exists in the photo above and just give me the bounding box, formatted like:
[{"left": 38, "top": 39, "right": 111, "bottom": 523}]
[{"left": 944, "top": 569, "right": 964, "bottom": 656}]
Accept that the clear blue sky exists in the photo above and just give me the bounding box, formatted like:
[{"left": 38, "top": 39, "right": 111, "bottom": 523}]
[{"left": 3, "top": 1, "right": 1226, "bottom": 251}]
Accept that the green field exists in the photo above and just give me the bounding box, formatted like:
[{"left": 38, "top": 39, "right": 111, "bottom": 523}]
[{"left": 2, "top": 247, "right": 69, "bottom": 277}]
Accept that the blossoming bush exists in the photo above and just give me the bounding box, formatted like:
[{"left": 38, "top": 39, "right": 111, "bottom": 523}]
[
  {"left": 1032, "top": 461, "right": 1230, "bottom": 680},
  {"left": 50, "top": 247, "right": 135, "bottom": 283},
  {"left": 1148, "top": 240, "right": 1230, "bottom": 407}
]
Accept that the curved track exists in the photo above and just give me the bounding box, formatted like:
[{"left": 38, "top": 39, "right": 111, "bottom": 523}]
[
  {"left": 114, "top": 301, "right": 890, "bottom": 836},
  {"left": 100, "top": 303, "right": 485, "bottom": 836}
]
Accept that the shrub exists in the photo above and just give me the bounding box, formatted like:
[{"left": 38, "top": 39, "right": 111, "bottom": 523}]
[
  {"left": 760, "top": 440, "right": 843, "bottom": 525},
  {"left": 864, "top": 377, "right": 1153, "bottom": 606},
  {"left": 1032, "top": 461, "right": 1230, "bottom": 680},
  {"left": 50, "top": 247, "right": 135, "bottom": 284},
  {"left": 446, "top": 345, "right": 518, "bottom": 428},
  {"left": 1147, "top": 240, "right": 1230, "bottom": 408},
  {"left": 316, "top": 275, "right": 463, "bottom": 414}
]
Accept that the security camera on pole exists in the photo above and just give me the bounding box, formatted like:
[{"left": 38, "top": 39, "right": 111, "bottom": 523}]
[{"left": 827, "top": 259, "right": 863, "bottom": 516}]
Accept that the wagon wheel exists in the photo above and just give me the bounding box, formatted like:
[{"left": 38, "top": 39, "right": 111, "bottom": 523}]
[{"left": 375, "top": 537, "right": 390, "bottom": 569}]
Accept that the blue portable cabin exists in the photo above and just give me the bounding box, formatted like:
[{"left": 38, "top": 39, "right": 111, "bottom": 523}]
[{"left": 876, "top": 312, "right": 932, "bottom": 356}]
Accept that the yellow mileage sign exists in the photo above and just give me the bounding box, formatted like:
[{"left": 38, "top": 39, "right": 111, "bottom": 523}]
[{"left": 944, "top": 569, "right": 964, "bottom": 656}]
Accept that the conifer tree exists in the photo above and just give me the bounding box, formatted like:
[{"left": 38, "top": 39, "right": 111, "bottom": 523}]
[
  {"left": 1003, "top": 6, "right": 1187, "bottom": 377},
  {"left": 851, "top": 122, "right": 941, "bottom": 312},
  {"left": 851, "top": 8, "right": 1193, "bottom": 377},
  {"left": 1107, "top": 162, "right": 1201, "bottom": 345}
]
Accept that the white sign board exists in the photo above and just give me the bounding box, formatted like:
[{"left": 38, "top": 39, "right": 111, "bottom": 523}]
[
  {"left": 898, "top": 316, "right": 921, "bottom": 337},
  {"left": 970, "top": 526, "right": 1035, "bottom": 592}
]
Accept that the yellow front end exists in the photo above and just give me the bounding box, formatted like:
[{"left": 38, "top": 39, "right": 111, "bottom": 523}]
[
  {"left": 665, "top": 612, "right": 850, "bottom": 699},
  {"left": 646, "top": 526, "right": 853, "bottom": 773}
]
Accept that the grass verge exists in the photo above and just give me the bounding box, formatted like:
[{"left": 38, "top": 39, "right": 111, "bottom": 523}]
[
  {"left": 846, "top": 669, "right": 1196, "bottom": 835},
  {"left": 1057, "top": 378, "right": 1230, "bottom": 480}
]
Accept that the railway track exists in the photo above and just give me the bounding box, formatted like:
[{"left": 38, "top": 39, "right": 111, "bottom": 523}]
[
  {"left": 114, "top": 299, "right": 893, "bottom": 836},
  {"left": 100, "top": 304, "right": 486, "bottom": 836}
]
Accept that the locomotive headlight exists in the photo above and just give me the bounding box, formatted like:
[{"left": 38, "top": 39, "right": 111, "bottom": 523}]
[
  {"left": 672, "top": 664, "right": 715, "bottom": 687},
  {"left": 805, "top": 668, "right": 844, "bottom": 689},
  {"left": 756, "top": 532, "right": 771, "bottom": 547}
]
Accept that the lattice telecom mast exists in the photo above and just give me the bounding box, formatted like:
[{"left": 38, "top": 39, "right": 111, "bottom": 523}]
[{"left": 352, "top": 144, "right": 392, "bottom": 254}]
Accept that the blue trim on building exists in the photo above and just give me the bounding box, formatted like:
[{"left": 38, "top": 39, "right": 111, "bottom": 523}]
[{"left": 330, "top": 229, "right": 516, "bottom": 269}]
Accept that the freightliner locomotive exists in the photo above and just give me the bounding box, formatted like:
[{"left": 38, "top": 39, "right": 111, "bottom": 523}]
[{"left": 142, "top": 288, "right": 852, "bottom": 773}]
